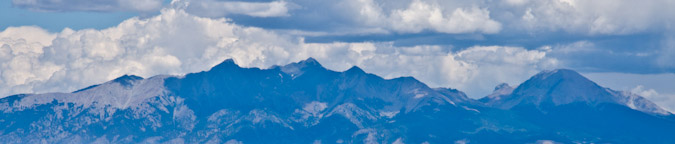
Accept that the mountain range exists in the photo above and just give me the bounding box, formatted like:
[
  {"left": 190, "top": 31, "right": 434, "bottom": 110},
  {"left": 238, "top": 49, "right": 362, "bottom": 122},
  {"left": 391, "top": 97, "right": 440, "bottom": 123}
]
[{"left": 1, "top": 58, "right": 674, "bottom": 143}]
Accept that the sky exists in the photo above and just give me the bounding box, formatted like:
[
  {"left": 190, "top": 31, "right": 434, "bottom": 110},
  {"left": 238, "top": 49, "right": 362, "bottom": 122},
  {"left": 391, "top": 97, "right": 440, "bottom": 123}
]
[{"left": 1, "top": 0, "right": 674, "bottom": 111}]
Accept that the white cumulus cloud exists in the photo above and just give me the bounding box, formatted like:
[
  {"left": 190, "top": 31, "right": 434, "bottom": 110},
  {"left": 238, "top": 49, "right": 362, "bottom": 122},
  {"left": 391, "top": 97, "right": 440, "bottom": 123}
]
[
  {"left": 12, "top": 0, "right": 675, "bottom": 36},
  {"left": 0, "top": 8, "right": 297, "bottom": 95},
  {"left": 501, "top": 0, "right": 675, "bottom": 35},
  {"left": 0, "top": 7, "right": 556, "bottom": 98},
  {"left": 388, "top": 0, "right": 501, "bottom": 34}
]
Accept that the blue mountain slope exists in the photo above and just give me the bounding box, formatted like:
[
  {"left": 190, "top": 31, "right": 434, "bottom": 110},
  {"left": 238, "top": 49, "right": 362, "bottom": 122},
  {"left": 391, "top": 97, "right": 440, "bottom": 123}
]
[
  {"left": 486, "top": 69, "right": 675, "bottom": 143},
  {"left": 0, "top": 59, "right": 673, "bottom": 143},
  {"left": 490, "top": 69, "right": 670, "bottom": 115}
]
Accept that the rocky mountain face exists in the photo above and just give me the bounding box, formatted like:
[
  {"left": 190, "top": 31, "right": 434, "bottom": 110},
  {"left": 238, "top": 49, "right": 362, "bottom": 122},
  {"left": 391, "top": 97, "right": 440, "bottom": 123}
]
[
  {"left": 489, "top": 69, "right": 670, "bottom": 115},
  {"left": 479, "top": 83, "right": 513, "bottom": 106},
  {"left": 1, "top": 58, "right": 674, "bottom": 143}
]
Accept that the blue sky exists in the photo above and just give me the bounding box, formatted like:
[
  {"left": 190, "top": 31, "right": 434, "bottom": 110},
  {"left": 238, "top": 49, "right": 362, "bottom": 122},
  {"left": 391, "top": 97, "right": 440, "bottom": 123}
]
[{"left": 0, "top": 0, "right": 674, "bottom": 110}]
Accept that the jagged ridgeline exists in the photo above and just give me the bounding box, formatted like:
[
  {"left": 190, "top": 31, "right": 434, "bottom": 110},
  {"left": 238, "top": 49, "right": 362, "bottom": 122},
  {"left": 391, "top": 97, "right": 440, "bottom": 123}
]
[{"left": 1, "top": 58, "right": 674, "bottom": 143}]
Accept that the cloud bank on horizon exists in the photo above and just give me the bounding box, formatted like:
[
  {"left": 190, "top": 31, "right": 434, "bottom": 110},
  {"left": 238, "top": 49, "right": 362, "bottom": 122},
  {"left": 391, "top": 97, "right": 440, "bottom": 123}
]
[{"left": 1, "top": 0, "right": 674, "bottom": 110}]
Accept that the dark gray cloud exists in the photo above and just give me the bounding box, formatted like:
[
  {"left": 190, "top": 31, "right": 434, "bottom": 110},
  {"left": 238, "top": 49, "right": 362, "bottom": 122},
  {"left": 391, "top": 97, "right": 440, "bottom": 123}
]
[{"left": 180, "top": 0, "right": 675, "bottom": 75}]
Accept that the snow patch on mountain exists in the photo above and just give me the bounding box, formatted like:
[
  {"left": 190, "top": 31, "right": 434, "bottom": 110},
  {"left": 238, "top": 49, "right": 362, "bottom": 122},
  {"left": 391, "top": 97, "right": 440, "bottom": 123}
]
[
  {"left": 412, "top": 88, "right": 428, "bottom": 99},
  {"left": 462, "top": 106, "right": 480, "bottom": 113},
  {"left": 433, "top": 87, "right": 475, "bottom": 105},
  {"left": 393, "top": 138, "right": 405, "bottom": 144},
  {"left": 352, "top": 128, "right": 379, "bottom": 144},
  {"left": 245, "top": 109, "right": 294, "bottom": 129},
  {"left": 225, "top": 139, "right": 244, "bottom": 144},
  {"left": 379, "top": 111, "right": 400, "bottom": 118},
  {"left": 207, "top": 109, "right": 240, "bottom": 127},
  {"left": 327, "top": 103, "right": 377, "bottom": 128},
  {"left": 610, "top": 90, "right": 671, "bottom": 115},
  {"left": 303, "top": 101, "right": 327, "bottom": 117},
  {"left": 172, "top": 103, "right": 197, "bottom": 131}
]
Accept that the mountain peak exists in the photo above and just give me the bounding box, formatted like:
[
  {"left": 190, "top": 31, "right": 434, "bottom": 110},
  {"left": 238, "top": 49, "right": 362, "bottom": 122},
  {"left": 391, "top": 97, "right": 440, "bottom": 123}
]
[
  {"left": 280, "top": 57, "right": 327, "bottom": 76},
  {"left": 479, "top": 83, "right": 514, "bottom": 104},
  {"left": 519, "top": 69, "right": 597, "bottom": 92},
  {"left": 283, "top": 57, "right": 323, "bottom": 69},
  {"left": 434, "top": 87, "right": 476, "bottom": 105},
  {"left": 302, "top": 57, "right": 319, "bottom": 65},
  {"left": 530, "top": 69, "right": 587, "bottom": 82},
  {"left": 483, "top": 69, "right": 671, "bottom": 116},
  {"left": 210, "top": 59, "right": 240, "bottom": 71},
  {"left": 345, "top": 66, "right": 365, "bottom": 74},
  {"left": 493, "top": 83, "right": 513, "bottom": 92},
  {"left": 112, "top": 74, "right": 143, "bottom": 87},
  {"left": 494, "top": 69, "right": 617, "bottom": 109}
]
